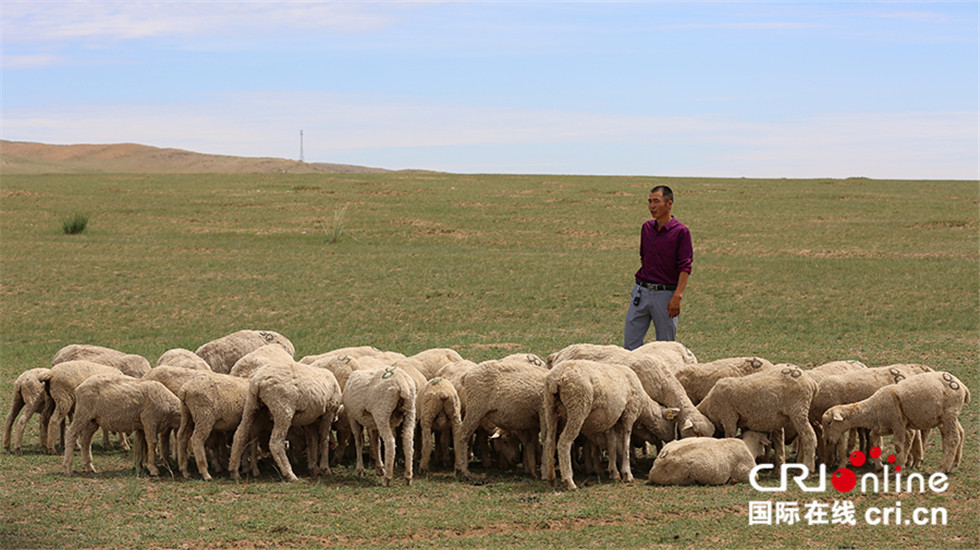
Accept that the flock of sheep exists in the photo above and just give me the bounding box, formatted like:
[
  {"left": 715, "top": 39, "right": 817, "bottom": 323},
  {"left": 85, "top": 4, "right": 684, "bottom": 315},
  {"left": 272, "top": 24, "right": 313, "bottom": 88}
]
[{"left": 3, "top": 329, "right": 971, "bottom": 490}]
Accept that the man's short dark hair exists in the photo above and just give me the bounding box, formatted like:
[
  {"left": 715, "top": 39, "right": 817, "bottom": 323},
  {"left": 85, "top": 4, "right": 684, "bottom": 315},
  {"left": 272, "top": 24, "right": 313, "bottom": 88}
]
[{"left": 650, "top": 185, "right": 674, "bottom": 202}]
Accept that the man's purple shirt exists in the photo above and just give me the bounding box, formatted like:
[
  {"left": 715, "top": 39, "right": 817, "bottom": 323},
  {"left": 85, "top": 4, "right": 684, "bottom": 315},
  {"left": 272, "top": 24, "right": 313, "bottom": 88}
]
[{"left": 634, "top": 217, "right": 693, "bottom": 286}]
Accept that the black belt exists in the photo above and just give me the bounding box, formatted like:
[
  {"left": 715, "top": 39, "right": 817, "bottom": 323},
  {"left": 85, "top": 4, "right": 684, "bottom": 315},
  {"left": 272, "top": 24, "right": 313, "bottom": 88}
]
[{"left": 637, "top": 281, "right": 677, "bottom": 291}]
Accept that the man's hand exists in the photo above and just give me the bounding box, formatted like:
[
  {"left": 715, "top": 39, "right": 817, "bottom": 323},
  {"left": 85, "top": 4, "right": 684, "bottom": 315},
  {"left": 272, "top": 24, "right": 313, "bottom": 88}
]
[{"left": 668, "top": 294, "right": 682, "bottom": 318}]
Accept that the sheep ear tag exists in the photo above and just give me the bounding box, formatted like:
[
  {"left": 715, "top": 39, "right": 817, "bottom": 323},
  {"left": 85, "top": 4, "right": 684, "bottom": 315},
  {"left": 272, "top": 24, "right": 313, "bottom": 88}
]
[{"left": 665, "top": 408, "right": 680, "bottom": 420}]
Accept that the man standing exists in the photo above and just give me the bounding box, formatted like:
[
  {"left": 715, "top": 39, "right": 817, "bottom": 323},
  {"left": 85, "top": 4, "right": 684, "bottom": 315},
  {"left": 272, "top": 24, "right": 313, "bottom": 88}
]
[{"left": 623, "top": 185, "right": 692, "bottom": 349}]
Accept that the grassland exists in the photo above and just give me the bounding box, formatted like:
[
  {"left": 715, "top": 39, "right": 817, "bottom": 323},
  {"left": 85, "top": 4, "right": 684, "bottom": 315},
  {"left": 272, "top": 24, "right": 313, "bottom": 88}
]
[{"left": 0, "top": 173, "right": 977, "bottom": 549}]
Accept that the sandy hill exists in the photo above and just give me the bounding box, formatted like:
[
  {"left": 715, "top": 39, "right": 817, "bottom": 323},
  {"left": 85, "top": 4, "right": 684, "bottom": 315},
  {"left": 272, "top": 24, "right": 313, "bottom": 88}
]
[{"left": 0, "top": 140, "right": 392, "bottom": 175}]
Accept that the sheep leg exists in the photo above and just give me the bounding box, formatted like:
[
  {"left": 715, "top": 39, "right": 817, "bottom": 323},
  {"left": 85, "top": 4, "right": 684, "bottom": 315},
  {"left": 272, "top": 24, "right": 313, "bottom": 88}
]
[
  {"left": 64, "top": 419, "right": 99, "bottom": 475},
  {"left": 953, "top": 422, "right": 964, "bottom": 469},
  {"left": 457, "top": 405, "right": 488, "bottom": 478},
  {"left": 771, "top": 429, "right": 785, "bottom": 469},
  {"left": 228, "top": 390, "right": 259, "bottom": 481},
  {"left": 558, "top": 404, "right": 588, "bottom": 490},
  {"left": 349, "top": 420, "right": 366, "bottom": 477},
  {"left": 190, "top": 419, "right": 217, "bottom": 481},
  {"left": 369, "top": 429, "right": 383, "bottom": 476},
  {"left": 38, "top": 396, "right": 53, "bottom": 453},
  {"left": 47, "top": 401, "right": 71, "bottom": 454},
  {"left": 790, "top": 415, "right": 817, "bottom": 472},
  {"left": 618, "top": 423, "right": 637, "bottom": 483},
  {"left": 604, "top": 432, "right": 622, "bottom": 482},
  {"left": 376, "top": 419, "right": 398, "bottom": 487},
  {"left": 418, "top": 408, "right": 438, "bottom": 475},
  {"left": 3, "top": 390, "right": 25, "bottom": 453},
  {"left": 516, "top": 429, "right": 538, "bottom": 478},
  {"left": 267, "top": 412, "right": 298, "bottom": 482},
  {"left": 938, "top": 417, "right": 962, "bottom": 474},
  {"left": 315, "top": 417, "right": 332, "bottom": 476},
  {"left": 143, "top": 427, "right": 161, "bottom": 477},
  {"left": 540, "top": 387, "right": 559, "bottom": 484},
  {"left": 176, "top": 410, "right": 193, "bottom": 479},
  {"left": 401, "top": 404, "right": 416, "bottom": 486}
]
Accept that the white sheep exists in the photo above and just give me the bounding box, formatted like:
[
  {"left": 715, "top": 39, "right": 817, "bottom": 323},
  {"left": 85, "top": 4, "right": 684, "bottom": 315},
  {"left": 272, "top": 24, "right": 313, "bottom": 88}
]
[
  {"left": 52, "top": 344, "right": 151, "bottom": 377},
  {"left": 176, "top": 371, "right": 252, "bottom": 481},
  {"left": 821, "top": 371, "right": 969, "bottom": 473},
  {"left": 342, "top": 366, "right": 418, "bottom": 486},
  {"left": 156, "top": 348, "right": 212, "bottom": 371},
  {"left": 809, "top": 363, "right": 934, "bottom": 465},
  {"left": 631, "top": 341, "right": 699, "bottom": 373},
  {"left": 416, "top": 377, "right": 464, "bottom": 474},
  {"left": 540, "top": 359, "right": 678, "bottom": 490},
  {"left": 546, "top": 343, "right": 632, "bottom": 368},
  {"left": 39, "top": 360, "right": 131, "bottom": 453},
  {"left": 646, "top": 434, "right": 768, "bottom": 486},
  {"left": 62, "top": 374, "right": 182, "bottom": 476},
  {"left": 456, "top": 360, "right": 549, "bottom": 479},
  {"left": 228, "top": 344, "right": 296, "bottom": 379},
  {"left": 228, "top": 359, "right": 342, "bottom": 482},
  {"left": 3, "top": 368, "right": 52, "bottom": 453},
  {"left": 803, "top": 360, "right": 867, "bottom": 384},
  {"left": 143, "top": 366, "right": 208, "bottom": 396},
  {"left": 675, "top": 356, "right": 776, "bottom": 405},
  {"left": 407, "top": 348, "right": 466, "bottom": 379},
  {"left": 697, "top": 364, "right": 819, "bottom": 471},
  {"left": 545, "top": 348, "right": 712, "bottom": 438},
  {"left": 194, "top": 330, "right": 294, "bottom": 374},
  {"left": 298, "top": 345, "right": 384, "bottom": 365},
  {"left": 622, "top": 355, "right": 715, "bottom": 438}
]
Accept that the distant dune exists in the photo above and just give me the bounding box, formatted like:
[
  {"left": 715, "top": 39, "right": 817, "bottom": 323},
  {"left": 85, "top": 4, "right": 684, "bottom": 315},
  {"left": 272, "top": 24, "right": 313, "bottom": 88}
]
[{"left": 0, "top": 140, "right": 394, "bottom": 175}]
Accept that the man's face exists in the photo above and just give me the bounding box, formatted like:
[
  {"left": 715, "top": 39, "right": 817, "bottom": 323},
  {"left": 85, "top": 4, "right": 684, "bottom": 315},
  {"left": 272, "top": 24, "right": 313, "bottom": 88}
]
[{"left": 648, "top": 191, "right": 671, "bottom": 219}]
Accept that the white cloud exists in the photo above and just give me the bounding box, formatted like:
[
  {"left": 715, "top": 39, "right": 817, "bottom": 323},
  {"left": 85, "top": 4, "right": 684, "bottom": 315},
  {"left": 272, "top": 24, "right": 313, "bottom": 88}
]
[
  {"left": 1, "top": 1, "right": 400, "bottom": 44},
  {"left": 1, "top": 53, "right": 63, "bottom": 69}
]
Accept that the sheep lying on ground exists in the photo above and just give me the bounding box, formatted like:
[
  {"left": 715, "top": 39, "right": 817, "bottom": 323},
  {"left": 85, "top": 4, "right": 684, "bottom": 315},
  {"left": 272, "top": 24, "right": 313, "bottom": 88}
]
[
  {"left": 3, "top": 368, "right": 52, "bottom": 453},
  {"left": 156, "top": 348, "right": 212, "bottom": 371},
  {"left": 697, "top": 364, "right": 818, "bottom": 471},
  {"left": 62, "top": 374, "right": 181, "bottom": 476},
  {"left": 416, "top": 377, "right": 464, "bottom": 474},
  {"left": 343, "top": 366, "right": 418, "bottom": 486},
  {"left": 52, "top": 344, "right": 151, "bottom": 377},
  {"left": 457, "top": 360, "right": 549, "bottom": 479},
  {"left": 646, "top": 433, "right": 768, "bottom": 486},
  {"left": 822, "top": 371, "right": 970, "bottom": 473},
  {"left": 195, "top": 330, "right": 294, "bottom": 374},
  {"left": 675, "top": 356, "right": 776, "bottom": 405},
  {"left": 541, "top": 359, "right": 678, "bottom": 490},
  {"left": 229, "top": 359, "right": 342, "bottom": 482},
  {"left": 176, "top": 371, "right": 252, "bottom": 481},
  {"left": 40, "top": 360, "right": 131, "bottom": 453}
]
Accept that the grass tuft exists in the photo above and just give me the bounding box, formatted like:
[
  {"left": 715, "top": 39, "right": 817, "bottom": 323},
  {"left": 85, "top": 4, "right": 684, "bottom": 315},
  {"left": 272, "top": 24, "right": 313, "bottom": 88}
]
[{"left": 60, "top": 212, "right": 90, "bottom": 235}]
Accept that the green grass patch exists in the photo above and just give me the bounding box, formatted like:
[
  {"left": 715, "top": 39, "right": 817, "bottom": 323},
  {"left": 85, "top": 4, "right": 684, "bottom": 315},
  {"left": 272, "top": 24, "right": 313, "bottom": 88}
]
[
  {"left": 0, "top": 173, "right": 977, "bottom": 548},
  {"left": 59, "top": 211, "right": 90, "bottom": 234}
]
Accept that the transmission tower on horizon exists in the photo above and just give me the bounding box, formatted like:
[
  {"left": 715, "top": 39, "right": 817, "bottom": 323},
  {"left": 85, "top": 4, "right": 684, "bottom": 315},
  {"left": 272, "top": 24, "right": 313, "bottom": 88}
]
[{"left": 299, "top": 130, "right": 304, "bottom": 163}]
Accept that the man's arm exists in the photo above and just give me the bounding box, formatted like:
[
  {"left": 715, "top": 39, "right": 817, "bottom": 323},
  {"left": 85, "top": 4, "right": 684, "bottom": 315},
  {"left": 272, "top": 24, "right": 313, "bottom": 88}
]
[{"left": 668, "top": 271, "right": 689, "bottom": 318}]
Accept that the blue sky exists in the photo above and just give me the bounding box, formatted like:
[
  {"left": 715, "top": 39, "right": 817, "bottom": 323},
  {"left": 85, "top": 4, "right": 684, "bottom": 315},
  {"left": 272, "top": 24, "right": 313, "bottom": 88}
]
[{"left": 3, "top": 1, "right": 977, "bottom": 178}]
